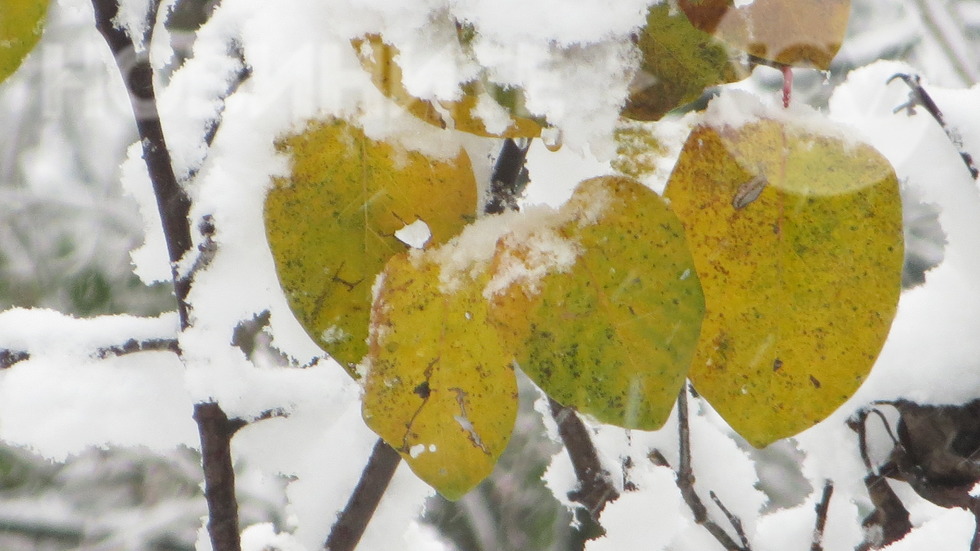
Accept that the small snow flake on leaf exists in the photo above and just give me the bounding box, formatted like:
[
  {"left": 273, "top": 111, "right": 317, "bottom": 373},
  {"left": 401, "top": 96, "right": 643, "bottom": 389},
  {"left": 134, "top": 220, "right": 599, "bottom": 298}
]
[
  {"left": 491, "top": 176, "right": 705, "bottom": 430},
  {"left": 362, "top": 252, "right": 517, "bottom": 500},
  {"left": 264, "top": 119, "right": 476, "bottom": 375},
  {"left": 665, "top": 117, "right": 903, "bottom": 447}
]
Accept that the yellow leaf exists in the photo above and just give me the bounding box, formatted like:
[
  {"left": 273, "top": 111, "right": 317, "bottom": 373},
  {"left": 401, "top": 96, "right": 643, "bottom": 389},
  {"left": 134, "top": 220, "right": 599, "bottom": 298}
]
[
  {"left": 679, "top": 0, "right": 850, "bottom": 69},
  {"left": 0, "top": 0, "right": 48, "bottom": 84},
  {"left": 353, "top": 34, "right": 543, "bottom": 138},
  {"left": 492, "top": 176, "right": 704, "bottom": 430},
  {"left": 264, "top": 119, "right": 476, "bottom": 374},
  {"left": 363, "top": 252, "right": 517, "bottom": 500},
  {"left": 625, "top": 3, "right": 745, "bottom": 121},
  {"left": 664, "top": 120, "right": 903, "bottom": 447}
]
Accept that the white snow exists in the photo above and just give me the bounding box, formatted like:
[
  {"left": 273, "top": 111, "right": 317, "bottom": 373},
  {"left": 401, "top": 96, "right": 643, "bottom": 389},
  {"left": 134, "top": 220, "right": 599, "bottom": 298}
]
[
  {"left": 5, "top": 0, "right": 980, "bottom": 549},
  {"left": 394, "top": 219, "right": 432, "bottom": 249}
]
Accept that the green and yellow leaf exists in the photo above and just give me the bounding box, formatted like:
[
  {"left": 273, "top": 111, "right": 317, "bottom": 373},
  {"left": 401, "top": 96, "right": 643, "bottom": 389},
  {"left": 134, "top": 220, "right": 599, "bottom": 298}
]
[
  {"left": 664, "top": 120, "right": 903, "bottom": 447},
  {"left": 264, "top": 119, "right": 476, "bottom": 374},
  {"left": 1, "top": 0, "right": 48, "bottom": 84},
  {"left": 363, "top": 252, "right": 518, "bottom": 500},
  {"left": 492, "top": 176, "right": 704, "bottom": 430},
  {"left": 624, "top": 3, "right": 745, "bottom": 122}
]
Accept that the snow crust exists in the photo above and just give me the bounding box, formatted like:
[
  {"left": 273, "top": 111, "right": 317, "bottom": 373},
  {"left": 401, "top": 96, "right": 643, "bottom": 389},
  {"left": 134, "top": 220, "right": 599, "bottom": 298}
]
[{"left": 7, "top": 0, "right": 980, "bottom": 549}]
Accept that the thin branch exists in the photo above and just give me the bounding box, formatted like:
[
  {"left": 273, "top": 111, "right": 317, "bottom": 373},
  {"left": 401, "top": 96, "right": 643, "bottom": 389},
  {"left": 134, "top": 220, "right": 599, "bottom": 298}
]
[
  {"left": 484, "top": 138, "right": 531, "bottom": 215},
  {"left": 710, "top": 491, "right": 750, "bottom": 549},
  {"left": 193, "top": 402, "right": 242, "bottom": 551},
  {"left": 889, "top": 73, "right": 979, "bottom": 180},
  {"left": 811, "top": 481, "right": 834, "bottom": 551},
  {"left": 90, "top": 3, "right": 242, "bottom": 551},
  {"left": 676, "top": 387, "right": 749, "bottom": 551},
  {"left": 95, "top": 337, "right": 180, "bottom": 358},
  {"left": 0, "top": 349, "right": 30, "bottom": 369},
  {"left": 548, "top": 398, "right": 620, "bottom": 518},
  {"left": 848, "top": 408, "right": 912, "bottom": 550},
  {"left": 324, "top": 439, "right": 402, "bottom": 551},
  {"left": 92, "top": 0, "right": 193, "bottom": 325}
]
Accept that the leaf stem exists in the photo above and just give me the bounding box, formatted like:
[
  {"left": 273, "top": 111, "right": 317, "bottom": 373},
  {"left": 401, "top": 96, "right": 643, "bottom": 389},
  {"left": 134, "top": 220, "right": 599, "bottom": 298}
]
[{"left": 781, "top": 65, "right": 793, "bottom": 108}]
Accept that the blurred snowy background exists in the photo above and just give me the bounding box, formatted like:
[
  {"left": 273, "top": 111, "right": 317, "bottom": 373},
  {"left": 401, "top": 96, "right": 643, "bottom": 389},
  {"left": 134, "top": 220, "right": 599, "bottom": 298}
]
[{"left": 0, "top": 0, "right": 977, "bottom": 549}]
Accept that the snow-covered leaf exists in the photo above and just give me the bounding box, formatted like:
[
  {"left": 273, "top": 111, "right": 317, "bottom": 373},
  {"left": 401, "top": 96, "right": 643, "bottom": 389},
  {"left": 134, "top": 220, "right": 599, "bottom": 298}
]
[
  {"left": 493, "top": 176, "right": 704, "bottom": 430},
  {"left": 264, "top": 119, "right": 476, "bottom": 374},
  {"left": 353, "top": 33, "right": 543, "bottom": 138}
]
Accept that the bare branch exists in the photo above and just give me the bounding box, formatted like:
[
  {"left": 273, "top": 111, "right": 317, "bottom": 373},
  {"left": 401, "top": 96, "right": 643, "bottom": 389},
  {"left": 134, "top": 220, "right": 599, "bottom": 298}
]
[
  {"left": 548, "top": 398, "right": 620, "bottom": 518},
  {"left": 324, "top": 439, "right": 402, "bottom": 551},
  {"left": 95, "top": 338, "right": 180, "bottom": 358},
  {"left": 889, "top": 73, "right": 979, "bottom": 180},
  {"left": 676, "top": 387, "right": 750, "bottom": 551},
  {"left": 848, "top": 408, "right": 912, "bottom": 550},
  {"left": 194, "top": 402, "right": 242, "bottom": 551},
  {"left": 91, "top": 0, "right": 193, "bottom": 326},
  {"left": 811, "top": 481, "right": 834, "bottom": 551},
  {"left": 90, "top": 3, "right": 242, "bottom": 551},
  {"left": 0, "top": 349, "right": 30, "bottom": 369}
]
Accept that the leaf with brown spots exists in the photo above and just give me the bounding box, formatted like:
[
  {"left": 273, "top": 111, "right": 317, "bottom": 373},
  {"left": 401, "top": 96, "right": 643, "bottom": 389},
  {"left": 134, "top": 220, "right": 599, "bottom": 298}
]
[
  {"left": 362, "top": 252, "right": 517, "bottom": 500},
  {"left": 264, "top": 119, "right": 476, "bottom": 374},
  {"left": 664, "top": 118, "right": 902, "bottom": 447}
]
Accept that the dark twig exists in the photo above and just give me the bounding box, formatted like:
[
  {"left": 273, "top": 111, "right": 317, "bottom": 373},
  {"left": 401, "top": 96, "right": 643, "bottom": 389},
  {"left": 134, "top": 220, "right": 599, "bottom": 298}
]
[
  {"left": 848, "top": 408, "right": 912, "bottom": 550},
  {"left": 193, "top": 402, "right": 242, "bottom": 551},
  {"left": 889, "top": 73, "right": 979, "bottom": 180},
  {"left": 676, "top": 387, "right": 749, "bottom": 551},
  {"left": 95, "top": 337, "right": 180, "bottom": 358},
  {"left": 90, "top": 3, "right": 242, "bottom": 551},
  {"left": 549, "top": 398, "right": 620, "bottom": 517},
  {"left": 1, "top": 337, "right": 179, "bottom": 370},
  {"left": 324, "top": 439, "right": 402, "bottom": 551},
  {"left": 811, "top": 481, "right": 834, "bottom": 551},
  {"left": 0, "top": 349, "right": 30, "bottom": 369},
  {"left": 710, "top": 491, "right": 750, "bottom": 549},
  {"left": 91, "top": 0, "right": 193, "bottom": 325},
  {"left": 484, "top": 138, "right": 531, "bottom": 215}
]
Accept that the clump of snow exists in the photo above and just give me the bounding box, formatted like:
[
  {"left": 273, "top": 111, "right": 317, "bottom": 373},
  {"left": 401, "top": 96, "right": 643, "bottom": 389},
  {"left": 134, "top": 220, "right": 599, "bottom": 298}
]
[
  {"left": 471, "top": 91, "right": 515, "bottom": 136},
  {"left": 120, "top": 141, "right": 173, "bottom": 284},
  {"left": 586, "top": 462, "right": 687, "bottom": 551},
  {"left": 240, "top": 523, "right": 304, "bottom": 551},
  {"left": 701, "top": 89, "right": 871, "bottom": 148},
  {"left": 0, "top": 308, "right": 195, "bottom": 459},
  {"left": 394, "top": 219, "right": 432, "bottom": 249}
]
